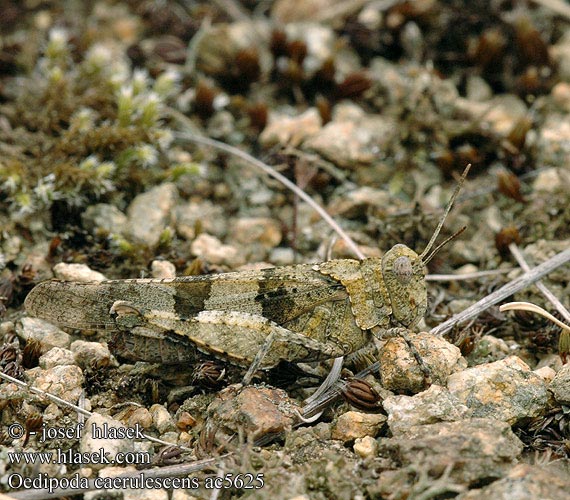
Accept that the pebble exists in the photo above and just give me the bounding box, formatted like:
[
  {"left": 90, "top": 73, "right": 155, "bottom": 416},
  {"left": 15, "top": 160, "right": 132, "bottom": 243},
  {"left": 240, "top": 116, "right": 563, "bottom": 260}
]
[
  {"left": 457, "top": 463, "right": 570, "bottom": 500},
  {"left": 466, "top": 335, "right": 511, "bottom": 366},
  {"left": 207, "top": 384, "right": 300, "bottom": 442},
  {"left": 378, "top": 418, "right": 523, "bottom": 486},
  {"left": 39, "top": 347, "right": 75, "bottom": 369},
  {"left": 549, "top": 363, "right": 570, "bottom": 405},
  {"left": 383, "top": 384, "right": 471, "bottom": 436},
  {"left": 17, "top": 317, "right": 71, "bottom": 349},
  {"left": 27, "top": 365, "right": 83, "bottom": 402},
  {"left": 82, "top": 203, "right": 128, "bottom": 235},
  {"left": 150, "top": 404, "right": 176, "bottom": 434},
  {"left": 126, "top": 408, "right": 153, "bottom": 430},
  {"left": 331, "top": 411, "right": 386, "bottom": 443},
  {"left": 71, "top": 340, "right": 115, "bottom": 370},
  {"left": 53, "top": 262, "right": 107, "bottom": 282},
  {"left": 447, "top": 355, "right": 548, "bottom": 425},
  {"left": 533, "top": 366, "right": 556, "bottom": 384},
  {"left": 127, "top": 183, "right": 178, "bottom": 247},
  {"left": 537, "top": 115, "right": 570, "bottom": 166},
  {"left": 259, "top": 108, "right": 322, "bottom": 148},
  {"left": 378, "top": 332, "right": 464, "bottom": 393},
  {"left": 150, "top": 260, "right": 176, "bottom": 279},
  {"left": 190, "top": 233, "right": 245, "bottom": 267},
  {"left": 229, "top": 217, "right": 282, "bottom": 249},
  {"left": 269, "top": 247, "right": 296, "bottom": 266},
  {"left": 353, "top": 435, "right": 379, "bottom": 460},
  {"left": 303, "top": 103, "right": 396, "bottom": 169},
  {"left": 175, "top": 200, "right": 227, "bottom": 240},
  {"left": 532, "top": 167, "right": 568, "bottom": 193},
  {"left": 80, "top": 414, "right": 141, "bottom": 471}
]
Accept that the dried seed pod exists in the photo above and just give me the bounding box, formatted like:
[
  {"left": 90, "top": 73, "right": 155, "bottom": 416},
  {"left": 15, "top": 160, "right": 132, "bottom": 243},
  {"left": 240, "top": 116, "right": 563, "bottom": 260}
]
[
  {"left": 247, "top": 102, "right": 268, "bottom": 131},
  {"left": 506, "top": 116, "right": 532, "bottom": 152},
  {"left": 194, "top": 81, "right": 218, "bottom": 119},
  {"left": 270, "top": 29, "right": 289, "bottom": 58},
  {"left": 154, "top": 445, "right": 183, "bottom": 466},
  {"left": 3, "top": 360, "right": 23, "bottom": 380},
  {"left": 234, "top": 48, "right": 261, "bottom": 85},
  {"left": 0, "top": 343, "right": 18, "bottom": 365},
  {"left": 497, "top": 170, "right": 525, "bottom": 203},
  {"left": 334, "top": 71, "right": 372, "bottom": 100},
  {"left": 513, "top": 15, "right": 550, "bottom": 67},
  {"left": 559, "top": 330, "right": 570, "bottom": 364},
  {"left": 23, "top": 414, "right": 43, "bottom": 446},
  {"left": 471, "top": 27, "right": 507, "bottom": 69},
  {"left": 286, "top": 39, "right": 307, "bottom": 64},
  {"left": 315, "top": 95, "right": 332, "bottom": 124},
  {"left": 192, "top": 360, "right": 225, "bottom": 388},
  {"left": 22, "top": 339, "right": 42, "bottom": 369},
  {"left": 340, "top": 378, "right": 382, "bottom": 411},
  {"left": 495, "top": 226, "right": 521, "bottom": 258}
]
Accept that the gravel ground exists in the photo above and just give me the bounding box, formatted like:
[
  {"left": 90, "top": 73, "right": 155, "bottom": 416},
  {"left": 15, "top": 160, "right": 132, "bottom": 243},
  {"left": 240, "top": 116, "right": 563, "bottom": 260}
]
[{"left": 1, "top": 1, "right": 570, "bottom": 499}]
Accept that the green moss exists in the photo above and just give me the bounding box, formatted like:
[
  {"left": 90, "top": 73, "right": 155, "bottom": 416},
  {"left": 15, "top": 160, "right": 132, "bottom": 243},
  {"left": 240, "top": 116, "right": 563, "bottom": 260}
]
[{"left": 0, "top": 28, "right": 178, "bottom": 219}]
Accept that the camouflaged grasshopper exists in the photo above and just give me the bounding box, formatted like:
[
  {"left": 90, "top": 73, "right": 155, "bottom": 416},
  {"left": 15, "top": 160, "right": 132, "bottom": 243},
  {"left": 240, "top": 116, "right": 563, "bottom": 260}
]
[{"left": 24, "top": 167, "right": 469, "bottom": 379}]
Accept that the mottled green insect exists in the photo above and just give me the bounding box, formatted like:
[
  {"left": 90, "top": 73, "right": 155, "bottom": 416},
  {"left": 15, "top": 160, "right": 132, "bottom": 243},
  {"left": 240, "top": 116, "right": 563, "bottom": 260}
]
[{"left": 25, "top": 168, "right": 468, "bottom": 376}]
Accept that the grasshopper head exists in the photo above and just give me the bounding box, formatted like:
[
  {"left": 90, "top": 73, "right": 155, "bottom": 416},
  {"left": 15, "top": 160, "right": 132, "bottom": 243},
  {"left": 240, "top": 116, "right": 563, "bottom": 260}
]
[{"left": 381, "top": 244, "right": 427, "bottom": 327}]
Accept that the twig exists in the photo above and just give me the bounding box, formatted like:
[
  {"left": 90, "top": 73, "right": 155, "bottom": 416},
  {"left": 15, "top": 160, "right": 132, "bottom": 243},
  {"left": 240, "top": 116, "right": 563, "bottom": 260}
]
[
  {"left": 426, "top": 268, "right": 515, "bottom": 281},
  {"left": 0, "top": 371, "right": 194, "bottom": 453},
  {"left": 171, "top": 125, "right": 366, "bottom": 260},
  {"left": 430, "top": 247, "right": 570, "bottom": 336},
  {"left": 508, "top": 243, "right": 570, "bottom": 324}
]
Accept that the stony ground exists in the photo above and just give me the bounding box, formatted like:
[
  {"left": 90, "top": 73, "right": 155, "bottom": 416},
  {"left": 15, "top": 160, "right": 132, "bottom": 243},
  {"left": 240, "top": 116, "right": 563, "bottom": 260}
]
[{"left": 1, "top": 1, "right": 570, "bottom": 499}]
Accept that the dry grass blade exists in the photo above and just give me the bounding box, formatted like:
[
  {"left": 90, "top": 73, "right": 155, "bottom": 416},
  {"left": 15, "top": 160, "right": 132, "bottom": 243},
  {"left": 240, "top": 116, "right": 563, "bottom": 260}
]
[{"left": 430, "top": 247, "right": 570, "bottom": 336}]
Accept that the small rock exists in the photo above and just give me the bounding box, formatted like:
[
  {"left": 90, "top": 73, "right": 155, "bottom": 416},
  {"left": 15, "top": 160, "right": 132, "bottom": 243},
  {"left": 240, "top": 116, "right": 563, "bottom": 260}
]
[
  {"left": 551, "top": 82, "right": 570, "bottom": 113},
  {"left": 353, "top": 435, "right": 378, "bottom": 460},
  {"left": 379, "top": 332, "right": 463, "bottom": 393},
  {"left": 532, "top": 167, "right": 569, "bottom": 193},
  {"left": 465, "top": 75, "right": 492, "bottom": 101},
  {"left": 82, "top": 203, "right": 128, "bottom": 235},
  {"left": 150, "top": 404, "right": 175, "bottom": 434},
  {"left": 39, "top": 347, "right": 75, "bottom": 369},
  {"left": 53, "top": 263, "right": 107, "bottom": 282},
  {"left": 190, "top": 233, "right": 245, "bottom": 267},
  {"left": 207, "top": 384, "right": 300, "bottom": 441},
  {"left": 466, "top": 335, "right": 511, "bottom": 366},
  {"left": 81, "top": 414, "right": 141, "bottom": 471},
  {"left": 27, "top": 365, "right": 83, "bottom": 402},
  {"left": 549, "top": 363, "right": 570, "bottom": 405},
  {"left": 378, "top": 418, "right": 523, "bottom": 486},
  {"left": 536, "top": 353, "right": 564, "bottom": 372},
  {"left": 457, "top": 463, "right": 570, "bottom": 500},
  {"left": 303, "top": 104, "right": 396, "bottom": 169},
  {"left": 537, "top": 115, "right": 570, "bottom": 166},
  {"left": 17, "top": 317, "right": 71, "bottom": 349},
  {"left": 175, "top": 201, "right": 227, "bottom": 240},
  {"left": 533, "top": 366, "right": 556, "bottom": 383},
  {"left": 229, "top": 217, "right": 282, "bottom": 249},
  {"left": 150, "top": 260, "right": 176, "bottom": 279},
  {"left": 447, "top": 355, "right": 548, "bottom": 424},
  {"left": 383, "top": 385, "right": 471, "bottom": 435},
  {"left": 269, "top": 247, "right": 295, "bottom": 266},
  {"left": 127, "top": 183, "right": 178, "bottom": 247},
  {"left": 71, "top": 340, "right": 115, "bottom": 370},
  {"left": 259, "top": 108, "right": 322, "bottom": 148},
  {"left": 331, "top": 411, "right": 386, "bottom": 443},
  {"left": 127, "top": 408, "right": 153, "bottom": 430}
]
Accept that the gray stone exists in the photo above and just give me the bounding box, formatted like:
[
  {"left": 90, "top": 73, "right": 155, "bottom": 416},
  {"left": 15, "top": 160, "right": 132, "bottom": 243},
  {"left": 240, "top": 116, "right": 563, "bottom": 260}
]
[
  {"left": 190, "top": 233, "right": 245, "bottom": 267},
  {"left": 17, "top": 317, "right": 71, "bottom": 349},
  {"left": 549, "top": 363, "right": 570, "bottom": 405},
  {"left": 82, "top": 203, "right": 128, "bottom": 235},
  {"left": 27, "top": 365, "right": 83, "bottom": 402},
  {"left": 378, "top": 418, "right": 523, "bottom": 486},
  {"left": 447, "top": 355, "right": 548, "bottom": 424},
  {"left": 150, "top": 404, "right": 175, "bottom": 434},
  {"left": 383, "top": 384, "right": 471, "bottom": 435},
  {"left": 457, "top": 463, "right": 570, "bottom": 500},
  {"left": 150, "top": 260, "right": 176, "bottom": 279},
  {"left": 53, "top": 262, "right": 107, "bottom": 282},
  {"left": 175, "top": 200, "right": 228, "bottom": 240},
  {"left": 259, "top": 108, "right": 322, "bottom": 148},
  {"left": 379, "top": 332, "right": 464, "bottom": 393},
  {"left": 466, "top": 335, "right": 511, "bottom": 366},
  {"left": 71, "top": 340, "right": 116, "bottom": 370},
  {"left": 39, "top": 347, "right": 75, "bottom": 369},
  {"left": 127, "top": 183, "right": 178, "bottom": 247}
]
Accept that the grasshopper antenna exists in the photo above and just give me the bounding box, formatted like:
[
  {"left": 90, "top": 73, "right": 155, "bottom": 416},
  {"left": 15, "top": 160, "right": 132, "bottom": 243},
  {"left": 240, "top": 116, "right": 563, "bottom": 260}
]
[{"left": 419, "top": 164, "right": 470, "bottom": 263}]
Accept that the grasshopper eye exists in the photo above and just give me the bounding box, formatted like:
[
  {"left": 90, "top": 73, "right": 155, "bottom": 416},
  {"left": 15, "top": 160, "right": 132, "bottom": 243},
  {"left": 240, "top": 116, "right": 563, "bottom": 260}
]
[{"left": 393, "top": 256, "right": 413, "bottom": 284}]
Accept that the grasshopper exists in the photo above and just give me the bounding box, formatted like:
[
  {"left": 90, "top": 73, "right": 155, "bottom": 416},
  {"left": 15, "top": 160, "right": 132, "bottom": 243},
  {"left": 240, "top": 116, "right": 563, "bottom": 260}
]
[{"left": 24, "top": 167, "right": 469, "bottom": 382}]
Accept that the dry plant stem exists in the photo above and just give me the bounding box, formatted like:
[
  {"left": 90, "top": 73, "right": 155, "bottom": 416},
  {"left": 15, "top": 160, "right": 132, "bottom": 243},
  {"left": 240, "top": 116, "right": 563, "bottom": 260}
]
[
  {"left": 172, "top": 129, "right": 366, "bottom": 260},
  {"left": 499, "top": 301, "right": 570, "bottom": 332},
  {"left": 508, "top": 242, "right": 570, "bottom": 324},
  {"left": 426, "top": 268, "right": 514, "bottom": 281},
  {"left": 0, "top": 371, "right": 193, "bottom": 453},
  {"left": 430, "top": 247, "right": 570, "bottom": 336}
]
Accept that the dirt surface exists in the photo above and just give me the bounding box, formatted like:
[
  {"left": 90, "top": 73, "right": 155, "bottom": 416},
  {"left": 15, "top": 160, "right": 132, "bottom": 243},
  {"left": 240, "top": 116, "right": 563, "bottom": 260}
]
[{"left": 1, "top": 1, "right": 570, "bottom": 499}]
